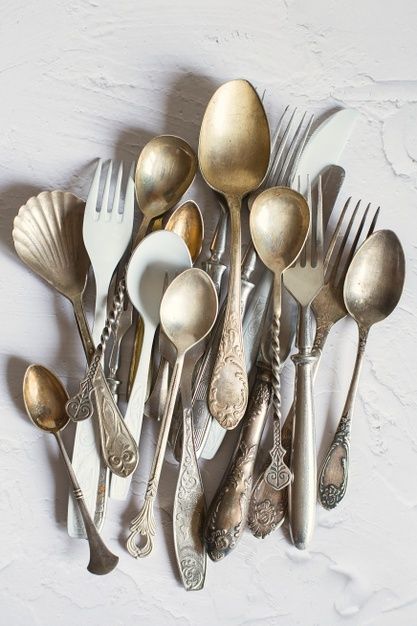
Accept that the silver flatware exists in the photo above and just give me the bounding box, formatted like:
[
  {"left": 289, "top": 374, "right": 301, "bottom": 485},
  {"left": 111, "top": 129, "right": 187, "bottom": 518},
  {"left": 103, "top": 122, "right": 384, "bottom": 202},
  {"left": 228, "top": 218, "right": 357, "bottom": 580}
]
[
  {"left": 319, "top": 230, "right": 405, "bottom": 508},
  {"left": 127, "top": 269, "right": 218, "bottom": 560}
]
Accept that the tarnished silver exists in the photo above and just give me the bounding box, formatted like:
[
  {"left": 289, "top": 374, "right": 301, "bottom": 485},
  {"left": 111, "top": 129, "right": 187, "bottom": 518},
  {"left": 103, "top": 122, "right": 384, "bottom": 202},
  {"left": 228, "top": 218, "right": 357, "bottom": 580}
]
[
  {"left": 319, "top": 230, "right": 405, "bottom": 508},
  {"left": 284, "top": 177, "right": 324, "bottom": 550},
  {"left": 173, "top": 348, "right": 207, "bottom": 590},
  {"left": 66, "top": 278, "right": 139, "bottom": 478},
  {"left": 127, "top": 269, "right": 218, "bottom": 560},
  {"left": 23, "top": 365, "right": 119, "bottom": 576}
]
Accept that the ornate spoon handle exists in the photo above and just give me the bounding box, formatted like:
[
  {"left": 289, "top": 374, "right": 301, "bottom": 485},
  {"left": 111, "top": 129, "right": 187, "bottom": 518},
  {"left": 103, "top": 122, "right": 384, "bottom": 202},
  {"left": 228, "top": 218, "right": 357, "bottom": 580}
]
[
  {"left": 263, "top": 278, "right": 291, "bottom": 490},
  {"left": 173, "top": 354, "right": 206, "bottom": 590},
  {"left": 205, "top": 366, "right": 272, "bottom": 559},
  {"left": 319, "top": 326, "right": 368, "bottom": 509},
  {"left": 208, "top": 196, "right": 248, "bottom": 430},
  {"left": 127, "top": 354, "right": 185, "bottom": 558},
  {"left": 54, "top": 431, "right": 119, "bottom": 575}
]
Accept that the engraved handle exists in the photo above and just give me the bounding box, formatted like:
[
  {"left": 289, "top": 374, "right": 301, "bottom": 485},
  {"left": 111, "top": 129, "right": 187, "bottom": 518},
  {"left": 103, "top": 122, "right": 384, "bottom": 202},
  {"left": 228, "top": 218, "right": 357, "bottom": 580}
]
[
  {"left": 205, "top": 370, "right": 271, "bottom": 560},
  {"left": 173, "top": 406, "right": 206, "bottom": 589},
  {"left": 208, "top": 195, "right": 248, "bottom": 430},
  {"left": 248, "top": 459, "right": 287, "bottom": 538},
  {"left": 319, "top": 325, "right": 368, "bottom": 509},
  {"left": 127, "top": 354, "right": 184, "bottom": 558},
  {"left": 264, "top": 278, "right": 291, "bottom": 490},
  {"left": 55, "top": 432, "right": 118, "bottom": 575}
]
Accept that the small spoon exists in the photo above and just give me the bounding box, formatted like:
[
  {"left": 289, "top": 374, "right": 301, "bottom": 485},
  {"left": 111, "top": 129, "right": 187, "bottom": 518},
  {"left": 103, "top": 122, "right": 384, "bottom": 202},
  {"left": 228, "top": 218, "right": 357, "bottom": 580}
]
[
  {"left": 23, "top": 365, "right": 119, "bottom": 576},
  {"left": 145, "top": 200, "right": 204, "bottom": 420},
  {"left": 250, "top": 187, "right": 310, "bottom": 491},
  {"left": 128, "top": 135, "right": 197, "bottom": 395},
  {"left": 127, "top": 268, "right": 218, "bottom": 568},
  {"left": 110, "top": 230, "right": 192, "bottom": 501},
  {"left": 133, "top": 135, "right": 198, "bottom": 247},
  {"left": 199, "top": 79, "right": 270, "bottom": 430},
  {"left": 319, "top": 229, "right": 405, "bottom": 508}
]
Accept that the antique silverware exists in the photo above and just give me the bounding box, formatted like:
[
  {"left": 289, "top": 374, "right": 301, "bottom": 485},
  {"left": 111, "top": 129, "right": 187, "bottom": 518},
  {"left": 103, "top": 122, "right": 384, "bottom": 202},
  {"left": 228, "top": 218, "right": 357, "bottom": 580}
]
[
  {"left": 128, "top": 136, "right": 197, "bottom": 395},
  {"left": 250, "top": 187, "right": 309, "bottom": 490},
  {"left": 284, "top": 178, "right": 324, "bottom": 549},
  {"left": 144, "top": 200, "right": 204, "bottom": 421},
  {"left": 23, "top": 365, "right": 119, "bottom": 576},
  {"left": 69, "top": 161, "right": 134, "bottom": 538},
  {"left": 199, "top": 79, "right": 270, "bottom": 430},
  {"left": 110, "top": 231, "right": 192, "bottom": 500},
  {"left": 201, "top": 106, "right": 315, "bottom": 460},
  {"left": 201, "top": 199, "right": 228, "bottom": 296},
  {"left": 319, "top": 230, "right": 405, "bottom": 508},
  {"left": 66, "top": 277, "right": 139, "bottom": 477},
  {"left": 127, "top": 268, "right": 218, "bottom": 559}
]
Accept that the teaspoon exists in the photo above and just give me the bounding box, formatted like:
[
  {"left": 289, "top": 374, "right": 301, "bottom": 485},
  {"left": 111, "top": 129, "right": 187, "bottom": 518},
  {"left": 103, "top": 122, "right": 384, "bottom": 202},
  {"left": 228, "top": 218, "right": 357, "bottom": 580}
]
[
  {"left": 319, "top": 229, "right": 405, "bottom": 508},
  {"left": 23, "top": 365, "right": 119, "bottom": 575}
]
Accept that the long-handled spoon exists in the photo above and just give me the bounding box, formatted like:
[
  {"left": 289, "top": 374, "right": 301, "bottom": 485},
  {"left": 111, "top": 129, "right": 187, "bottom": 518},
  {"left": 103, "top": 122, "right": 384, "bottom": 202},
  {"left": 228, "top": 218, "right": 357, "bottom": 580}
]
[
  {"left": 127, "top": 268, "right": 218, "bottom": 560},
  {"left": 110, "top": 230, "right": 192, "bottom": 500},
  {"left": 250, "top": 187, "right": 310, "bottom": 491},
  {"left": 23, "top": 365, "right": 118, "bottom": 575},
  {"left": 199, "top": 79, "right": 270, "bottom": 430},
  {"left": 319, "top": 229, "right": 405, "bottom": 508},
  {"left": 144, "top": 200, "right": 204, "bottom": 420},
  {"left": 128, "top": 136, "right": 197, "bottom": 396}
]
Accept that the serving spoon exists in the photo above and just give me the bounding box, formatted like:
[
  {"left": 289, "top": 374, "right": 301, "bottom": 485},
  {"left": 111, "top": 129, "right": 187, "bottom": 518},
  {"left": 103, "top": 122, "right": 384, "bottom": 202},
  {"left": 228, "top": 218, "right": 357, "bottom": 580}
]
[
  {"left": 250, "top": 187, "right": 310, "bottom": 491},
  {"left": 127, "top": 268, "right": 218, "bottom": 568},
  {"left": 23, "top": 365, "right": 119, "bottom": 576},
  {"left": 319, "top": 229, "right": 405, "bottom": 508},
  {"left": 128, "top": 135, "right": 197, "bottom": 395},
  {"left": 199, "top": 79, "right": 270, "bottom": 430}
]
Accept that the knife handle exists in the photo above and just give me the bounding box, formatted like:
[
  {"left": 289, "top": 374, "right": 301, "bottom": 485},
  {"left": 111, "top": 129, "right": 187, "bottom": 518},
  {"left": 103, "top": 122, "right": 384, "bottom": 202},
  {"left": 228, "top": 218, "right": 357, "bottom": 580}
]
[{"left": 205, "top": 368, "right": 271, "bottom": 560}]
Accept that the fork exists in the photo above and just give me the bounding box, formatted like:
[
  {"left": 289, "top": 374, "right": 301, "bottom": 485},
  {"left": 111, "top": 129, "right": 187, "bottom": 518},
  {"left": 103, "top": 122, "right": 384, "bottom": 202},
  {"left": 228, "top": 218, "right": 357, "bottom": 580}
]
[
  {"left": 68, "top": 161, "right": 134, "bottom": 538},
  {"left": 283, "top": 177, "right": 324, "bottom": 549},
  {"left": 248, "top": 195, "right": 379, "bottom": 538}
]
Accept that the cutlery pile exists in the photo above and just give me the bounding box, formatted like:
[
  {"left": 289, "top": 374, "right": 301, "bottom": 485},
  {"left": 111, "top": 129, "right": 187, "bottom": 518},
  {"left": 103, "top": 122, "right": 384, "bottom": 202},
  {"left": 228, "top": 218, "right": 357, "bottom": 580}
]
[{"left": 12, "top": 79, "right": 405, "bottom": 589}]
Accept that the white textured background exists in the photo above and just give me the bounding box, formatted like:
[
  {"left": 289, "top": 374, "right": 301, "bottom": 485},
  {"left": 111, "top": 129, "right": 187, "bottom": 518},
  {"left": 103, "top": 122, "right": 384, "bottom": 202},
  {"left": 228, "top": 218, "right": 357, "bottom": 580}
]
[{"left": 1, "top": 1, "right": 417, "bottom": 624}]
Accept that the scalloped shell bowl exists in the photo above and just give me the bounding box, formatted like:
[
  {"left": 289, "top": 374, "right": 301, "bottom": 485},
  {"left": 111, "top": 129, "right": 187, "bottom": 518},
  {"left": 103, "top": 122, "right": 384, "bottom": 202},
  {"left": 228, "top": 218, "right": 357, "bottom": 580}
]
[{"left": 12, "top": 190, "right": 89, "bottom": 300}]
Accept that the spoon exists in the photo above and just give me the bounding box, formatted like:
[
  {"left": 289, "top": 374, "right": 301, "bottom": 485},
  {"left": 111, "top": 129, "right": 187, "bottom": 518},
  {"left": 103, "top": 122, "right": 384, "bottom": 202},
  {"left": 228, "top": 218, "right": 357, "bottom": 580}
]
[
  {"left": 127, "top": 268, "right": 218, "bottom": 566},
  {"left": 23, "top": 365, "right": 119, "bottom": 576},
  {"left": 319, "top": 229, "right": 405, "bottom": 508},
  {"left": 145, "top": 200, "right": 204, "bottom": 420},
  {"left": 250, "top": 187, "right": 310, "bottom": 490},
  {"left": 128, "top": 135, "right": 197, "bottom": 395},
  {"left": 199, "top": 79, "right": 270, "bottom": 430},
  {"left": 110, "top": 230, "right": 192, "bottom": 500}
]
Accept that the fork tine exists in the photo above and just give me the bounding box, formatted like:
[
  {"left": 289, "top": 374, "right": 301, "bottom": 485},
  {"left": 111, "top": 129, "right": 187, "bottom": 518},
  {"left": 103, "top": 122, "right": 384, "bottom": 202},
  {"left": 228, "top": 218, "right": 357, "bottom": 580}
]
[
  {"left": 123, "top": 162, "right": 135, "bottom": 225},
  {"left": 324, "top": 197, "right": 351, "bottom": 270},
  {"left": 86, "top": 159, "right": 103, "bottom": 217},
  {"left": 334, "top": 202, "right": 371, "bottom": 288},
  {"left": 268, "top": 105, "right": 290, "bottom": 174},
  {"left": 288, "top": 114, "right": 314, "bottom": 186},
  {"left": 268, "top": 107, "right": 297, "bottom": 185},
  {"left": 101, "top": 160, "right": 113, "bottom": 215},
  {"left": 316, "top": 175, "right": 324, "bottom": 265},
  {"left": 327, "top": 199, "right": 361, "bottom": 283},
  {"left": 367, "top": 206, "right": 380, "bottom": 238},
  {"left": 274, "top": 111, "right": 307, "bottom": 186},
  {"left": 111, "top": 162, "right": 123, "bottom": 219},
  {"left": 279, "top": 113, "right": 314, "bottom": 187}
]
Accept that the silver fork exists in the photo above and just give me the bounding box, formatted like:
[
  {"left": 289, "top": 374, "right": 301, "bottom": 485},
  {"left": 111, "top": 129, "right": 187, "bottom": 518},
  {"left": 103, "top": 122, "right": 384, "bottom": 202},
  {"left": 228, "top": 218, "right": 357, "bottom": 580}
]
[
  {"left": 283, "top": 177, "right": 324, "bottom": 549},
  {"left": 199, "top": 107, "right": 314, "bottom": 460},
  {"left": 68, "top": 161, "right": 134, "bottom": 538}
]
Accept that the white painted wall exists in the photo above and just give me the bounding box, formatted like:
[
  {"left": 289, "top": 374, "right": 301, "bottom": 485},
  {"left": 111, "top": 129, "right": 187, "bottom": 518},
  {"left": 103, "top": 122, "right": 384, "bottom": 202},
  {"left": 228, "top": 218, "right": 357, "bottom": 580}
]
[{"left": 1, "top": 1, "right": 416, "bottom": 624}]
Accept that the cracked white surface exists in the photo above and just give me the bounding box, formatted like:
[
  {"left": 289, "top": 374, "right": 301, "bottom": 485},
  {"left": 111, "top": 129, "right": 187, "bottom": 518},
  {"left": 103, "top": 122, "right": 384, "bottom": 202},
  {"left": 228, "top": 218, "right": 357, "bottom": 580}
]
[{"left": 1, "top": 1, "right": 417, "bottom": 624}]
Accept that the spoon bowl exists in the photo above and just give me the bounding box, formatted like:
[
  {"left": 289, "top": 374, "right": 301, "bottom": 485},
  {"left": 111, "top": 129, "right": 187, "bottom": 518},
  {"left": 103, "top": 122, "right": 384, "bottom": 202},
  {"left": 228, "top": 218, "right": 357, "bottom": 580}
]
[
  {"left": 165, "top": 200, "right": 204, "bottom": 262},
  {"left": 23, "top": 364, "right": 69, "bottom": 434},
  {"left": 250, "top": 187, "right": 310, "bottom": 273},
  {"left": 161, "top": 268, "right": 218, "bottom": 354},
  {"left": 344, "top": 229, "right": 405, "bottom": 329}
]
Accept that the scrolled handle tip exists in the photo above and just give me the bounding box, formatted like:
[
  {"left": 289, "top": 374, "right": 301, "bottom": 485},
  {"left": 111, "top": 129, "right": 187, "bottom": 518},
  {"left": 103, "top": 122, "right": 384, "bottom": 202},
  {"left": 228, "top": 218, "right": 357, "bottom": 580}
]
[{"left": 126, "top": 500, "right": 156, "bottom": 558}]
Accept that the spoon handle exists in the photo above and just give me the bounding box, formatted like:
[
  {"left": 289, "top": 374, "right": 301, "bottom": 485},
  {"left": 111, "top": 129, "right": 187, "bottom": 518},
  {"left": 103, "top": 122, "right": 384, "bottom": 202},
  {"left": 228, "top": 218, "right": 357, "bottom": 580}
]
[
  {"left": 54, "top": 432, "right": 118, "bottom": 575},
  {"left": 72, "top": 293, "right": 95, "bottom": 362},
  {"left": 318, "top": 326, "right": 368, "bottom": 509},
  {"left": 264, "top": 278, "right": 292, "bottom": 490},
  {"left": 127, "top": 354, "right": 185, "bottom": 558},
  {"left": 205, "top": 365, "right": 271, "bottom": 560},
  {"left": 208, "top": 196, "right": 248, "bottom": 430},
  {"left": 248, "top": 458, "right": 287, "bottom": 538},
  {"left": 173, "top": 354, "right": 206, "bottom": 590}
]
